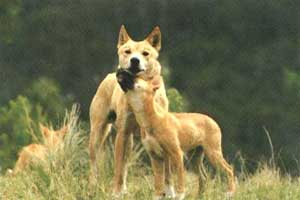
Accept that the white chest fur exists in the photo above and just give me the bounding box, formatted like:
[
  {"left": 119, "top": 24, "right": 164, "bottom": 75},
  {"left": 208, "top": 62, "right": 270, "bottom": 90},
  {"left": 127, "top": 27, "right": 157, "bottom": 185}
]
[
  {"left": 128, "top": 94, "right": 144, "bottom": 112},
  {"left": 142, "top": 132, "right": 163, "bottom": 158}
]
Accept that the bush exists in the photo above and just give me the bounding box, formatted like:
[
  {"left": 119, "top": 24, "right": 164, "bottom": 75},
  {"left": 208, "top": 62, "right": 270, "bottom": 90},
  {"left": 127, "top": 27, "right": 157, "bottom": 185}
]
[
  {"left": 0, "top": 96, "right": 46, "bottom": 171},
  {"left": 0, "top": 78, "right": 71, "bottom": 172},
  {"left": 167, "top": 88, "right": 188, "bottom": 112},
  {"left": 24, "top": 77, "right": 72, "bottom": 123}
]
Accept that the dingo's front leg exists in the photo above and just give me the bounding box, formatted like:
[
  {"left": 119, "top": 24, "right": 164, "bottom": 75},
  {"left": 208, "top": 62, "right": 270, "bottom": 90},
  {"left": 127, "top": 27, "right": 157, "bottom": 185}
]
[
  {"left": 169, "top": 150, "right": 185, "bottom": 200},
  {"left": 150, "top": 156, "right": 165, "bottom": 200},
  {"left": 112, "top": 105, "right": 137, "bottom": 197},
  {"left": 113, "top": 129, "right": 133, "bottom": 197},
  {"left": 164, "top": 156, "right": 175, "bottom": 199}
]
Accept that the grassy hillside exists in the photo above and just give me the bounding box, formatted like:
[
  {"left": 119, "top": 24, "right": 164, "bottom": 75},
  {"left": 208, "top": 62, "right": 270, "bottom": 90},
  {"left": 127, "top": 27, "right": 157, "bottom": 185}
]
[{"left": 1, "top": 111, "right": 300, "bottom": 200}]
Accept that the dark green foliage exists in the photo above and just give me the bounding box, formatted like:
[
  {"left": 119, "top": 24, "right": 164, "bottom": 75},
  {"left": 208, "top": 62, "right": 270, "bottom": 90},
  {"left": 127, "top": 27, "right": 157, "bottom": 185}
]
[
  {"left": 0, "top": 78, "right": 70, "bottom": 172},
  {"left": 24, "top": 77, "right": 72, "bottom": 123},
  {"left": 167, "top": 88, "right": 188, "bottom": 112},
  {"left": 0, "top": 96, "right": 45, "bottom": 171},
  {"left": 0, "top": 0, "right": 22, "bottom": 44}
]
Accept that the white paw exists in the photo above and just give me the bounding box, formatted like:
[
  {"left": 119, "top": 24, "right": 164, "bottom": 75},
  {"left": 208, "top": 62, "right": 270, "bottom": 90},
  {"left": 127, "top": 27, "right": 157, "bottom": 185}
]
[
  {"left": 153, "top": 195, "right": 164, "bottom": 200},
  {"left": 6, "top": 169, "right": 13, "bottom": 175},
  {"left": 164, "top": 185, "right": 176, "bottom": 199},
  {"left": 112, "top": 187, "right": 127, "bottom": 199},
  {"left": 176, "top": 193, "right": 185, "bottom": 200},
  {"left": 121, "top": 185, "right": 128, "bottom": 195},
  {"left": 112, "top": 192, "right": 123, "bottom": 200},
  {"left": 225, "top": 191, "right": 234, "bottom": 198}
]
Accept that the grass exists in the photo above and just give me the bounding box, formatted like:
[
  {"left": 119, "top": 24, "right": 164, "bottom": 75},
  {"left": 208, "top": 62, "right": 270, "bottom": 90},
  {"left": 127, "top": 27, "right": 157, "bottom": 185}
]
[{"left": 1, "top": 110, "right": 300, "bottom": 200}]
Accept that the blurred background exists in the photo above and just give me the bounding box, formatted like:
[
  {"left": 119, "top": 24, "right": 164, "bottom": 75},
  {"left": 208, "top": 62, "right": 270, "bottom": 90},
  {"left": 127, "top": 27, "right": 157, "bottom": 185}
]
[{"left": 0, "top": 0, "right": 300, "bottom": 175}]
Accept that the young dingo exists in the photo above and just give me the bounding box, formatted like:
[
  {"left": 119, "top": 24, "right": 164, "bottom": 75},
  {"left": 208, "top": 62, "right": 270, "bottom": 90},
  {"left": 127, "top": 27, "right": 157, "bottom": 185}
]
[
  {"left": 88, "top": 25, "right": 169, "bottom": 196},
  {"left": 123, "top": 77, "right": 236, "bottom": 200},
  {"left": 8, "top": 124, "right": 67, "bottom": 175}
]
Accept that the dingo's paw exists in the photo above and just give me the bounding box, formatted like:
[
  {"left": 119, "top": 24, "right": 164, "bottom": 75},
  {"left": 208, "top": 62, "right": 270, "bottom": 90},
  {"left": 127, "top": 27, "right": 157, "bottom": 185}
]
[
  {"left": 176, "top": 193, "right": 185, "bottom": 200},
  {"left": 164, "top": 185, "right": 175, "bottom": 199},
  {"left": 153, "top": 195, "right": 164, "bottom": 200}
]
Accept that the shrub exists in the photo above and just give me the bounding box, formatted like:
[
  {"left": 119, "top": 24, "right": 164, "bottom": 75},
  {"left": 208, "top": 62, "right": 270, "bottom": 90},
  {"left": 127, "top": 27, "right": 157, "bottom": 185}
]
[
  {"left": 167, "top": 88, "right": 188, "bottom": 112},
  {"left": 0, "top": 96, "right": 46, "bottom": 171},
  {"left": 0, "top": 78, "right": 71, "bottom": 172}
]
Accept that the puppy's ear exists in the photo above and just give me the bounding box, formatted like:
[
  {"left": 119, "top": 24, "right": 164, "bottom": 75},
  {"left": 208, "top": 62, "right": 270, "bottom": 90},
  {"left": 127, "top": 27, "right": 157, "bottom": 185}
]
[
  {"left": 57, "top": 125, "right": 68, "bottom": 137},
  {"left": 146, "top": 26, "right": 161, "bottom": 51},
  {"left": 40, "top": 123, "right": 50, "bottom": 138},
  {"left": 118, "top": 25, "right": 131, "bottom": 48},
  {"left": 151, "top": 76, "right": 161, "bottom": 92}
]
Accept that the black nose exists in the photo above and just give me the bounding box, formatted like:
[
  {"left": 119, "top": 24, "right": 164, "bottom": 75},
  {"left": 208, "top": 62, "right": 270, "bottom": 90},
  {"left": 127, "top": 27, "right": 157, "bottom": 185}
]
[{"left": 130, "top": 57, "right": 140, "bottom": 67}]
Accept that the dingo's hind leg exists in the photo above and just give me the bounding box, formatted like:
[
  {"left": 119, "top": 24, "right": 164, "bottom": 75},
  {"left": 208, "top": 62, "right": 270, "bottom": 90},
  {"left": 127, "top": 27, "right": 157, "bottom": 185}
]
[
  {"left": 196, "top": 151, "right": 207, "bottom": 194},
  {"left": 205, "top": 148, "right": 235, "bottom": 195},
  {"left": 89, "top": 96, "right": 112, "bottom": 184}
]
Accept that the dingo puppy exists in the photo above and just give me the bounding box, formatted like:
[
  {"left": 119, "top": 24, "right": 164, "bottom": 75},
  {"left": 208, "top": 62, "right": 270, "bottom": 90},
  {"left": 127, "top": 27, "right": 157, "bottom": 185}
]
[
  {"left": 8, "top": 124, "right": 67, "bottom": 175},
  {"left": 122, "top": 77, "right": 236, "bottom": 200},
  {"left": 88, "top": 25, "right": 169, "bottom": 196}
]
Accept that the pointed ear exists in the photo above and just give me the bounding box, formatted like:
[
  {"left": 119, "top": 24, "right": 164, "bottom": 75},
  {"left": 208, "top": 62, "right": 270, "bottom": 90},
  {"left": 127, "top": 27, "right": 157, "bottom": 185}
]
[
  {"left": 57, "top": 125, "right": 68, "bottom": 137},
  {"left": 146, "top": 26, "right": 161, "bottom": 51},
  {"left": 151, "top": 76, "right": 161, "bottom": 92},
  {"left": 40, "top": 123, "right": 50, "bottom": 138},
  {"left": 117, "top": 25, "right": 131, "bottom": 48}
]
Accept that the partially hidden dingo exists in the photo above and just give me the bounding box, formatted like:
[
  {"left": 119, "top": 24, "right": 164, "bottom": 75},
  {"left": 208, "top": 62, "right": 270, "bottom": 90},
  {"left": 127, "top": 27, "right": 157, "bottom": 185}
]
[
  {"left": 8, "top": 124, "right": 67, "bottom": 175},
  {"left": 122, "top": 77, "right": 236, "bottom": 200}
]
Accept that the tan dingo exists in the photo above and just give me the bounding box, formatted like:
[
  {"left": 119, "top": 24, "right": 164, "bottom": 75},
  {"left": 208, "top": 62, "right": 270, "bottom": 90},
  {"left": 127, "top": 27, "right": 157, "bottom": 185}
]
[
  {"left": 124, "top": 77, "right": 236, "bottom": 200},
  {"left": 88, "top": 25, "right": 169, "bottom": 196},
  {"left": 8, "top": 124, "right": 67, "bottom": 175}
]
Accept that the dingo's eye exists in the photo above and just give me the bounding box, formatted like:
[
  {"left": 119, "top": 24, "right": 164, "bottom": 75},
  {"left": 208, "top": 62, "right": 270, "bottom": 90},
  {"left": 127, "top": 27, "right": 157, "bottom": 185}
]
[
  {"left": 142, "top": 51, "right": 149, "bottom": 56},
  {"left": 125, "top": 49, "right": 131, "bottom": 54}
]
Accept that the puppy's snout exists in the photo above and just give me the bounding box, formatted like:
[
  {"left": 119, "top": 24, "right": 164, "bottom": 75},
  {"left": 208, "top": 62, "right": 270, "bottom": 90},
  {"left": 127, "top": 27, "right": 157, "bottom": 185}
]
[{"left": 130, "top": 57, "right": 140, "bottom": 67}]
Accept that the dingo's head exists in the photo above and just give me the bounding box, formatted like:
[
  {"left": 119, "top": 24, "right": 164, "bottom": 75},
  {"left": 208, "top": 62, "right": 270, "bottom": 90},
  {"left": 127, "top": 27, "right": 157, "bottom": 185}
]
[
  {"left": 117, "top": 25, "right": 161, "bottom": 77},
  {"left": 40, "top": 124, "right": 68, "bottom": 147},
  {"left": 127, "top": 77, "right": 161, "bottom": 102},
  {"left": 125, "top": 77, "right": 162, "bottom": 115}
]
